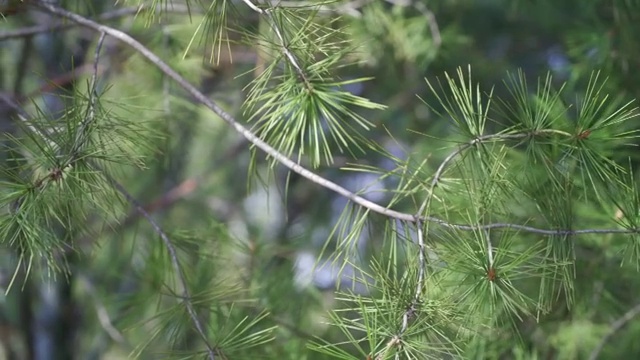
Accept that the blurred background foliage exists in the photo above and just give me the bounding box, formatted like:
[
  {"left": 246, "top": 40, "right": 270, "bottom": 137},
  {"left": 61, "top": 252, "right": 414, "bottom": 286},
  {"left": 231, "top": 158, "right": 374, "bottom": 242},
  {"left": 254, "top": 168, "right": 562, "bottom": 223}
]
[{"left": 1, "top": 0, "right": 640, "bottom": 359}]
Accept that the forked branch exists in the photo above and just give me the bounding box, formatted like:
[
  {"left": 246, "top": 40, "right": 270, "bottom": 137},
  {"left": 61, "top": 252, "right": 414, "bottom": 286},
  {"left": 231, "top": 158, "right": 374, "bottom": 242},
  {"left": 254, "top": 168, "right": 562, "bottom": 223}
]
[
  {"left": 30, "top": 1, "right": 640, "bottom": 238},
  {"left": 26, "top": 3, "right": 640, "bottom": 358}
]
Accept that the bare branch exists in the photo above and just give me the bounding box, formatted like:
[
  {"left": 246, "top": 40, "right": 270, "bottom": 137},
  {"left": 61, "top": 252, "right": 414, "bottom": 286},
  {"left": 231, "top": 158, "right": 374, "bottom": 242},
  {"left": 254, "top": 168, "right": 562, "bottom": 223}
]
[
  {"left": 99, "top": 169, "right": 217, "bottom": 360},
  {"left": 241, "top": 0, "right": 265, "bottom": 14},
  {"left": 0, "top": 5, "right": 191, "bottom": 41},
  {"left": 414, "top": 2, "right": 442, "bottom": 48},
  {"left": 589, "top": 302, "right": 640, "bottom": 360},
  {"left": 79, "top": 275, "right": 127, "bottom": 344}
]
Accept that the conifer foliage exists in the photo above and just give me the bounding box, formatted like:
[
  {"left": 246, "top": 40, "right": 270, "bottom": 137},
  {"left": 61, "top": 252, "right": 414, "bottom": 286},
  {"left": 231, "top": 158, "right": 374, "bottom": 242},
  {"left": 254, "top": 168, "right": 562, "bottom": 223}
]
[{"left": 1, "top": 0, "right": 640, "bottom": 359}]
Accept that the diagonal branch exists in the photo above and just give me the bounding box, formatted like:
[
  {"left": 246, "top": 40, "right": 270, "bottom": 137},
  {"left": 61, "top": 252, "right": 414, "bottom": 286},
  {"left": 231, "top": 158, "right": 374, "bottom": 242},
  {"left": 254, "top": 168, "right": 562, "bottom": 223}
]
[
  {"left": 99, "top": 168, "right": 217, "bottom": 360},
  {"left": 67, "top": 32, "right": 105, "bottom": 162},
  {"left": 416, "top": 132, "right": 531, "bottom": 217},
  {"left": 241, "top": 0, "right": 312, "bottom": 88},
  {"left": 31, "top": 1, "right": 640, "bottom": 239},
  {"left": 0, "top": 5, "right": 193, "bottom": 41},
  {"left": 393, "top": 218, "right": 425, "bottom": 349},
  {"left": 589, "top": 302, "right": 640, "bottom": 360}
]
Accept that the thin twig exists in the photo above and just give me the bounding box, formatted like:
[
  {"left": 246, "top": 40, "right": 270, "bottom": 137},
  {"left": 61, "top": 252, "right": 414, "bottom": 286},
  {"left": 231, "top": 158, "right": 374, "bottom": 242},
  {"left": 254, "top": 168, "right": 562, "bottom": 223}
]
[
  {"left": 263, "top": 0, "right": 365, "bottom": 16},
  {"left": 0, "top": 5, "right": 192, "bottom": 41},
  {"left": 413, "top": 218, "right": 426, "bottom": 300},
  {"left": 241, "top": 0, "right": 265, "bottom": 14},
  {"left": 242, "top": 0, "right": 312, "bottom": 88},
  {"left": 79, "top": 275, "right": 126, "bottom": 344},
  {"left": 589, "top": 302, "right": 640, "bottom": 360},
  {"left": 416, "top": 133, "right": 529, "bottom": 217},
  {"left": 99, "top": 169, "right": 217, "bottom": 360},
  {"left": 484, "top": 229, "right": 494, "bottom": 267},
  {"left": 414, "top": 2, "right": 442, "bottom": 48},
  {"left": 78, "top": 31, "right": 216, "bottom": 358},
  {"left": 18, "top": 32, "right": 106, "bottom": 192},
  {"left": 396, "top": 218, "right": 425, "bottom": 339},
  {"left": 31, "top": 1, "right": 640, "bottom": 238},
  {"left": 68, "top": 32, "right": 105, "bottom": 160},
  {"left": 392, "top": 132, "right": 555, "bottom": 354},
  {"left": 13, "top": 36, "right": 33, "bottom": 95}
]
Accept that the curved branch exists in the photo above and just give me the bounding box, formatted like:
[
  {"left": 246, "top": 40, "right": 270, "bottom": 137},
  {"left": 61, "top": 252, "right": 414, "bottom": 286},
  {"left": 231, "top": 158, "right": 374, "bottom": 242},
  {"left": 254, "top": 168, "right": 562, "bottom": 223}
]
[
  {"left": 416, "top": 132, "right": 532, "bottom": 217},
  {"left": 32, "top": 1, "right": 640, "bottom": 239},
  {"left": 0, "top": 5, "right": 193, "bottom": 41}
]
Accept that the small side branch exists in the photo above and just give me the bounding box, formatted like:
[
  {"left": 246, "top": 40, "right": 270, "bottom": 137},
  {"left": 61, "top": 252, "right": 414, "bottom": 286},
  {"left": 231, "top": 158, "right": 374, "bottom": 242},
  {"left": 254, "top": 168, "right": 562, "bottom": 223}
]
[
  {"left": 414, "top": 2, "right": 442, "bottom": 48},
  {"left": 68, "top": 32, "right": 105, "bottom": 161},
  {"left": 100, "top": 170, "right": 217, "bottom": 360},
  {"left": 417, "top": 133, "right": 529, "bottom": 216},
  {"left": 589, "top": 302, "right": 640, "bottom": 360},
  {"left": 0, "top": 5, "right": 193, "bottom": 41},
  {"left": 397, "top": 218, "right": 426, "bottom": 336},
  {"left": 241, "top": 0, "right": 312, "bottom": 88}
]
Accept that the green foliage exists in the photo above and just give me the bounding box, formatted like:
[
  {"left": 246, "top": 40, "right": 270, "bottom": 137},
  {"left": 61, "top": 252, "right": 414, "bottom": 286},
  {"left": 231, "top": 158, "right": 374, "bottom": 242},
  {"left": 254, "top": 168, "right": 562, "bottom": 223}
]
[
  {"left": 3, "top": 0, "right": 640, "bottom": 359},
  {"left": 242, "top": 7, "right": 385, "bottom": 167}
]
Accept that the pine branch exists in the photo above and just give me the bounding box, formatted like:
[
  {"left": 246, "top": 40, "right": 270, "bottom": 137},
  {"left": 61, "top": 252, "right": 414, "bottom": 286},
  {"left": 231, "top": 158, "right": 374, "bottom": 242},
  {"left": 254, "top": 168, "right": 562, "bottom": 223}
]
[
  {"left": 2, "top": 22, "right": 215, "bottom": 357},
  {"left": 3, "top": 30, "right": 104, "bottom": 217},
  {"left": 67, "top": 32, "right": 105, "bottom": 164},
  {"left": 85, "top": 39, "right": 211, "bottom": 355},
  {"left": 18, "top": 32, "right": 106, "bottom": 195},
  {"left": 31, "top": 1, "right": 640, "bottom": 241},
  {"left": 240, "top": 0, "right": 312, "bottom": 88},
  {"left": 0, "top": 4, "right": 192, "bottom": 41},
  {"left": 98, "top": 168, "right": 217, "bottom": 360}
]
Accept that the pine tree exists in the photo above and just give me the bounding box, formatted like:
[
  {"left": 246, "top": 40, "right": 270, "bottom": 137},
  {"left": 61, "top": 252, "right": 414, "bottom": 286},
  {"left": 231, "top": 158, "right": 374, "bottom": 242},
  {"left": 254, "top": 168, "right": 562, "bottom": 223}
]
[{"left": 1, "top": 0, "right": 640, "bottom": 359}]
